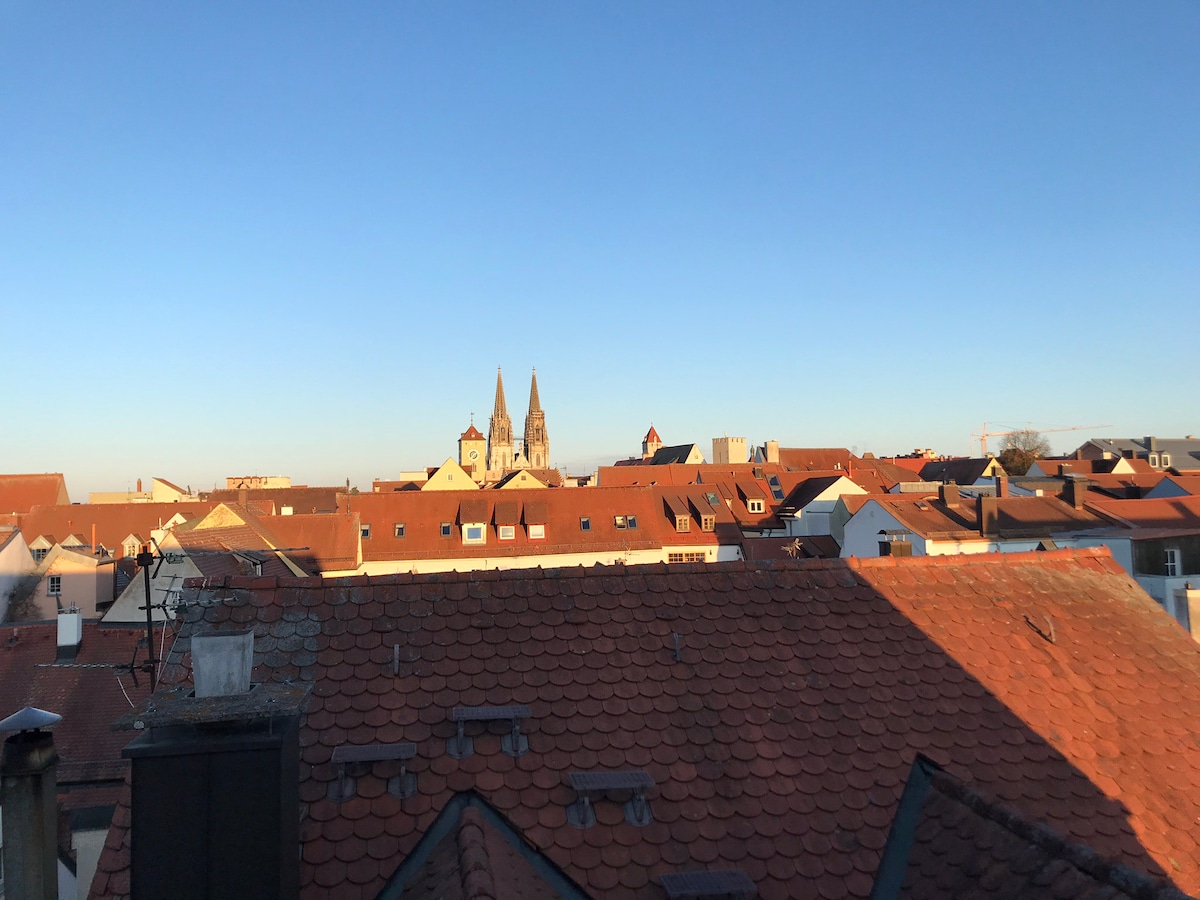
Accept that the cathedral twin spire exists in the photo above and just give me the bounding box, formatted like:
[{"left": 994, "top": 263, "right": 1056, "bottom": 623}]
[{"left": 487, "top": 367, "right": 549, "bottom": 474}]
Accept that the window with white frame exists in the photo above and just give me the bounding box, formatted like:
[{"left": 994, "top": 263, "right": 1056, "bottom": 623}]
[
  {"left": 361, "top": 524, "right": 371, "bottom": 539},
  {"left": 1165, "top": 548, "right": 1180, "bottom": 577},
  {"left": 498, "top": 525, "right": 516, "bottom": 540},
  {"left": 1162, "top": 454, "right": 1172, "bottom": 467},
  {"left": 463, "top": 524, "right": 486, "bottom": 545},
  {"left": 614, "top": 515, "right": 627, "bottom": 529},
  {"left": 747, "top": 499, "right": 765, "bottom": 514},
  {"left": 394, "top": 523, "right": 406, "bottom": 538},
  {"left": 528, "top": 524, "right": 545, "bottom": 539},
  {"left": 33, "top": 548, "right": 49, "bottom": 563},
  {"left": 48, "top": 575, "right": 62, "bottom": 595}
]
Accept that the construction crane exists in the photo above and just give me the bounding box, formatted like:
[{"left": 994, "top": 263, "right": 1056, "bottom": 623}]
[{"left": 971, "top": 423, "right": 1112, "bottom": 457}]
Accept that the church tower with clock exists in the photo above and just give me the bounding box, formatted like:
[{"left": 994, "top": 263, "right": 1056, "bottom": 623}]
[{"left": 458, "top": 420, "right": 487, "bottom": 482}]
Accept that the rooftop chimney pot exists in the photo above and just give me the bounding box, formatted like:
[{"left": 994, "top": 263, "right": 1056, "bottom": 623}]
[{"left": 57, "top": 608, "right": 83, "bottom": 662}]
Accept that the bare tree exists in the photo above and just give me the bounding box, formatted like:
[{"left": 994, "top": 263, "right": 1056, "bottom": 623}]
[{"left": 998, "top": 429, "right": 1052, "bottom": 476}]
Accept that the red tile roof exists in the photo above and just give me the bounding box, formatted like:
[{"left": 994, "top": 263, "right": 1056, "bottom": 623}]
[
  {"left": 0, "top": 622, "right": 153, "bottom": 784},
  {"left": 343, "top": 486, "right": 738, "bottom": 566},
  {"left": 461, "top": 424, "right": 486, "bottom": 441},
  {"left": 95, "top": 549, "right": 1200, "bottom": 899},
  {"left": 0, "top": 473, "right": 71, "bottom": 514},
  {"left": 1089, "top": 496, "right": 1200, "bottom": 530},
  {"left": 864, "top": 494, "right": 1105, "bottom": 540},
  {"left": 200, "top": 487, "right": 343, "bottom": 514},
  {"left": 775, "top": 448, "right": 856, "bottom": 471},
  {"left": 13, "top": 502, "right": 216, "bottom": 556}
]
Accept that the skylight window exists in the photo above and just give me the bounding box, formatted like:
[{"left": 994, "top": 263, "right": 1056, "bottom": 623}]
[
  {"left": 580, "top": 517, "right": 591, "bottom": 531},
  {"left": 440, "top": 522, "right": 452, "bottom": 537},
  {"left": 499, "top": 525, "right": 516, "bottom": 540},
  {"left": 614, "top": 515, "right": 627, "bottom": 529},
  {"left": 361, "top": 525, "right": 372, "bottom": 539},
  {"left": 394, "top": 523, "right": 406, "bottom": 538},
  {"left": 627, "top": 515, "right": 637, "bottom": 529},
  {"left": 768, "top": 475, "right": 785, "bottom": 501},
  {"left": 463, "top": 524, "right": 486, "bottom": 545}
]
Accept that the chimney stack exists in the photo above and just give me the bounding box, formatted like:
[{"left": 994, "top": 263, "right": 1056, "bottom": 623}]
[
  {"left": 1, "top": 706, "right": 62, "bottom": 900},
  {"left": 939, "top": 483, "right": 959, "bottom": 508},
  {"left": 765, "top": 440, "right": 780, "bottom": 465},
  {"left": 1146, "top": 436, "right": 1158, "bottom": 453},
  {"left": 1064, "top": 475, "right": 1088, "bottom": 510},
  {"left": 977, "top": 495, "right": 999, "bottom": 537},
  {"left": 137, "top": 477, "right": 143, "bottom": 493},
  {"left": 118, "top": 629, "right": 308, "bottom": 900},
  {"left": 994, "top": 474, "right": 1009, "bottom": 499},
  {"left": 57, "top": 606, "right": 83, "bottom": 662}
]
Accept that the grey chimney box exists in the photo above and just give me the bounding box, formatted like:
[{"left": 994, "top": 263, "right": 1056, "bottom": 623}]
[
  {"left": 1, "top": 706, "right": 62, "bottom": 900},
  {"left": 192, "top": 628, "right": 255, "bottom": 697},
  {"left": 939, "top": 483, "right": 959, "bottom": 508},
  {"left": 57, "top": 606, "right": 83, "bottom": 662}
]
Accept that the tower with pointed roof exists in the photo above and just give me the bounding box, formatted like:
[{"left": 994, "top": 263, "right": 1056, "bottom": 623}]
[
  {"left": 486, "top": 368, "right": 514, "bottom": 474},
  {"left": 522, "top": 369, "right": 550, "bottom": 469},
  {"left": 642, "top": 425, "right": 663, "bottom": 460},
  {"left": 459, "top": 418, "right": 487, "bottom": 482}
]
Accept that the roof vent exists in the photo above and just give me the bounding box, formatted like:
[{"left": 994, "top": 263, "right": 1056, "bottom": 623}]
[{"left": 191, "top": 629, "right": 254, "bottom": 698}]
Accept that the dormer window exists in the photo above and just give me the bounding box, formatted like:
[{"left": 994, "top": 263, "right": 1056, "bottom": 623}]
[
  {"left": 462, "top": 524, "right": 486, "bottom": 545},
  {"left": 528, "top": 524, "right": 545, "bottom": 540},
  {"left": 1162, "top": 454, "right": 1172, "bottom": 467},
  {"left": 675, "top": 515, "right": 690, "bottom": 533},
  {"left": 747, "top": 499, "right": 765, "bottom": 514},
  {"left": 498, "top": 525, "right": 516, "bottom": 540},
  {"left": 701, "top": 515, "right": 715, "bottom": 532},
  {"left": 1149, "top": 453, "right": 1160, "bottom": 467}
]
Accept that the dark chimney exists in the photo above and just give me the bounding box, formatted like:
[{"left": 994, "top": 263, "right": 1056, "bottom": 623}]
[
  {"left": 1065, "top": 475, "right": 1088, "bottom": 510},
  {"left": 994, "top": 474, "right": 1009, "bottom": 499},
  {"left": 1058, "top": 463, "right": 1073, "bottom": 477},
  {"left": 1145, "top": 435, "right": 1158, "bottom": 453},
  {"left": 977, "top": 496, "right": 999, "bottom": 536},
  {"left": 939, "top": 483, "right": 959, "bottom": 508},
  {"left": 117, "top": 631, "right": 309, "bottom": 900},
  {"left": 0, "top": 707, "right": 62, "bottom": 900}
]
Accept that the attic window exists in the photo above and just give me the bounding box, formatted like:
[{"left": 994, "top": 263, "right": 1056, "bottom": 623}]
[
  {"left": 463, "top": 524, "right": 486, "bottom": 545},
  {"left": 767, "top": 475, "right": 785, "bottom": 501},
  {"left": 528, "top": 524, "right": 545, "bottom": 540},
  {"left": 1149, "top": 453, "right": 1160, "bottom": 467},
  {"left": 498, "top": 525, "right": 516, "bottom": 540},
  {"left": 701, "top": 514, "right": 715, "bottom": 532},
  {"left": 614, "top": 515, "right": 627, "bottom": 529},
  {"left": 580, "top": 517, "right": 591, "bottom": 532},
  {"left": 33, "top": 548, "right": 49, "bottom": 563},
  {"left": 440, "top": 522, "right": 452, "bottom": 537},
  {"left": 704, "top": 492, "right": 719, "bottom": 506},
  {"left": 747, "top": 499, "right": 765, "bottom": 514},
  {"left": 1162, "top": 454, "right": 1172, "bottom": 467},
  {"left": 675, "top": 515, "right": 690, "bottom": 533},
  {"left": 627, "top": 515, "right": 637, "bottom": 529},
  {"left": 394, "top": 523, "right": 406, "bottom": 538},
  {"left": 361, "top": 525, "right": 371, "bottom": 539}
]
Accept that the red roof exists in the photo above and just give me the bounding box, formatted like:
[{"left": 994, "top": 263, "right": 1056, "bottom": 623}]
[
  {"left": 643, "top": 425, "right": 661, "bottom": 442},
  {"left": 14, "top": 501, "right": 216, "bottom": 556},
  {"left": 0, "top": 622, "right": 152, "bottom": 784},
  {"left": 461, "top": 424, "right": 486, "bottom": 441},
  {"left": 94, "top": 549, "right": 1200, "bottom": 899},
  {"left": 0, "top": 473, "right": 70, "bottom": 514},
  {"left": 1090, "top": 496, "right": 1200, "bottom": 530}
]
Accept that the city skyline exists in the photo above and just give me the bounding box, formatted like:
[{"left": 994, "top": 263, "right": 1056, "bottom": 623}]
[{"left": 2, "top": 3, "right": 1197, "bottom": 496}]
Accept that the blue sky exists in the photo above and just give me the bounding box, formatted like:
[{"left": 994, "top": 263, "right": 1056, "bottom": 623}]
[{"left": 2, "top": 2, "right": 1197, "bottom": 496}]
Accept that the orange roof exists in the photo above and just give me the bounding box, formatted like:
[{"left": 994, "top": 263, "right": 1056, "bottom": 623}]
[
  {"left": 776, "top": 447, "right": 856, "bottom": 470},
  {"left": 863, "top": 494, "right": 1105, "bottom": 539},
  {"left": 345, "top": 485, "right": 738, "bottom": 564},
  {"left": 14, "top": 501, "right": 216, "bottom": 555},
  {"left": 644, "top": 424, "right": 661, "bottom": 442},
  {"left": 261, "top": 513, "right": 361, "bottom": 572},
  {"left": 0, "top": 473, "right": 70, "bottom": 513},
  {"left": 1089, "top": 496, "right": 1200, "bottom": 530},
  {"left": 460, "top": 424, "right": 485, "bottom": 441},
  {"left": 94, "top": 548, "right": 1200, "bottom": 898}
]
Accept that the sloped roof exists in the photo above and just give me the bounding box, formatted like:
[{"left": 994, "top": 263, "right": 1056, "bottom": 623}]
[
  {"left": 0, "top": 622, "right": 151, "bottom": 784},
  {"left": 774, "top": 447, "right": 856, "bottom": 471},
  {"left": 649, "top": 444, "right": 702, "bottom": 465},
  {"left": 859, "top": 494, "right": 1107, "bottom": 540},
  {"left": 14, "top": 501, "right": 215, "bottom": 554},
  {"left": 0, "top": 472, "right": 70, "bottom": 513},
  {"left": 200, "top": 486, "right": 342, "bottom": 514},
  {"left": 460, "top": 424, "right": 486, "bottom": 441},
  {"left": 877, "top": 757, "right": 1189, "bottom": 900},
  {"left": 1089, "top": 496, "right": 1200, "bottom": 531},
  {"left": 95, "top": 549, "right": 1200, "bottom": 899},
  {"left": 262, "top": 513, "right": 361, "bottom": 573},
  {"left": 919, "top": 458, "right": 997, "bottom": 484}
]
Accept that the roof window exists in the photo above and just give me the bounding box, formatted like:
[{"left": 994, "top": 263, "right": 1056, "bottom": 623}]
[
  {"left": 361, "top": 525, "right": 371, "bottom": 539},
  {"left": 614, "top": 515, "right": 627, "bottom": 529},
  {"left": 628, "top": 515, "right": 637, "bottom": 529},
  {"left": 747, "top": 499, "right": 765, "bottom": 514},
  {"left": 440, "top": 522, "right": 452, "bottom": 538},
  {"left": 394, "top": 523, "right": 406, "bottom": 538},
  {"left": 580, "top": 517, "right": 591, "bottom": 532},
  {"left": 498, "top": 525, "right": 516, "bottom": 540}
]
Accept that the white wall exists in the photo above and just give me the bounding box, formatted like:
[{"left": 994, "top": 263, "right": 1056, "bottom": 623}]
[{"left": 0, "top": 530, "right": 37, "bottom": 622}]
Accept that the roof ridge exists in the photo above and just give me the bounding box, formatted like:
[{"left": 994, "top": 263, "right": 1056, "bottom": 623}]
[{"left": 457, "top": 807, "right": 498, "bottom": 900}]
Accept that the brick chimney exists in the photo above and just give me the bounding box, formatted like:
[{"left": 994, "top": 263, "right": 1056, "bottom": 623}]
[
  {"left": 994, "top": 474, "right": 1009, "bottom": 499},
  {"left": 765, "top": 440, "right": 780, "bottom": 465},
  {"left": 977, "top": 495, "right": 999, "bottom": 537},
  {"left": 1064, "top": 475, "right": 1088, "bottom": 510},
  {"left": 117, "top": 629, "right": 309, "bottom": 899},
  {"left": 0, "top": 707, "right": 62, "bottom": 900},
  {"left": 939, "top": 483, "right": 959, "bottom": 508}
]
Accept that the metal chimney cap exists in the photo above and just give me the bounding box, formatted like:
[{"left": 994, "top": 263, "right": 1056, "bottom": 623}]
[{"left": 0, "top": 706, "right": 62, "bottom": 733}]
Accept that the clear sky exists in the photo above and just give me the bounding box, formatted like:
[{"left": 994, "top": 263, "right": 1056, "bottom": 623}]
[{"left": 2, "top": 2, "right": 1197, "bottom": 497}]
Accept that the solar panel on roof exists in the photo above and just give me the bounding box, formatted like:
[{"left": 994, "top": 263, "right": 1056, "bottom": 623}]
[
  {"left": 331, "top": 742, "right": 416, "bottom": 764},
  {"left": 659, "top": 870, "right": 756, "bottom": 898}
]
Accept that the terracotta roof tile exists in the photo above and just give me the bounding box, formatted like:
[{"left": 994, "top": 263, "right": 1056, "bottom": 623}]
[{"left": 94, "top": 549, "right": 1200, "bottom": 899}]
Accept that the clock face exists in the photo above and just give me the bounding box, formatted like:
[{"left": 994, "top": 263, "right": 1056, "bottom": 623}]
[{"left": 468, "top": 449, "right": 480, "bottom": 461}]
